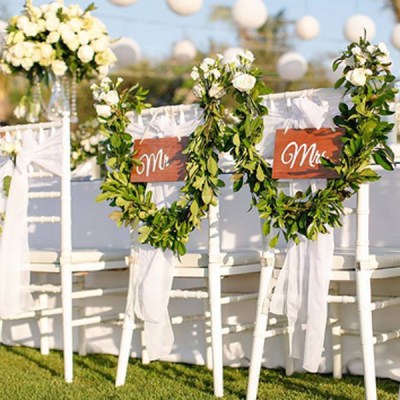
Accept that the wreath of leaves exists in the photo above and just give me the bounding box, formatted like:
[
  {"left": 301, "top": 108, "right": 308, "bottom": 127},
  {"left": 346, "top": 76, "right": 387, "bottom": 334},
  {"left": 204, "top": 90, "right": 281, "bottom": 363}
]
[
  {"left": 93, "top": 54, "right": 270, "bottom": 255},
  {"left": 94, "top": 37, "right": 396, "bottom": 256}
]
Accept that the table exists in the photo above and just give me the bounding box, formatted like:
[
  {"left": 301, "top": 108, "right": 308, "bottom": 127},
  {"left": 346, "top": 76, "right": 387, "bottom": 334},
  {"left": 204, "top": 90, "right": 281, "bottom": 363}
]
[{"left": 2, "top": 168, "right": 400, "bottom": 381}]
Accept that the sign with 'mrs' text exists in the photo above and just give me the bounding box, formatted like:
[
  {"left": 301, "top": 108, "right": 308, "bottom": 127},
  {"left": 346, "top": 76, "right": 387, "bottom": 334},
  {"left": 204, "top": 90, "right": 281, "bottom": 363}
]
[
  {"left": 130, "top": 137, "right": 189, "bottom": 183},
  {"left": 272, "top": 128, "right": 344, "bottom": 179}
]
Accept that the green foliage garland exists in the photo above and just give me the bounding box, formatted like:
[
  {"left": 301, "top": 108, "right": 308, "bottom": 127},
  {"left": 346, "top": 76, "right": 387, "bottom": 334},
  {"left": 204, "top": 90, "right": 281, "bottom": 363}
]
[
  {"left": 94, "top": 37, "right": 396, "bottom": 255},
  {"left": 93, "top": 53, "right": 269, "bottom": 255}
]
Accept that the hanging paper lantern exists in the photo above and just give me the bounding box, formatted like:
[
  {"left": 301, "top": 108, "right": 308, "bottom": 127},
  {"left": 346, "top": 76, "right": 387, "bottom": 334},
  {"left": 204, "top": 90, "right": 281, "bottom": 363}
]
[
  {"left": 232, "top": 0, "right": 268, "bottom": 30},
  {"left": 344, "top": 14, "right": 376, "bottom": 42},
  {"left": 222, "top": 47, "right": 245, "bottom": 64},
  {"left": 276, "top": 52, "right": 308, "bottom": 81},
  {"left": 172, "top": 39, "right": 197, "bottom": 62},
  {"left": 167, "top": 0, "right": 203, "bottom": 16},
  {"left": 295, "top": 15, "right": 320, "bottom": 40},
  {"left": 111, "top": 37, "right": 141, "bottom": 68},
  {"left": 109, "top": 0, "right": 139, "bottom": 5},
  {"left": 325, "top": 59, "right": 345, "bottom": 84},
  {"left": 391, "top": 23, "right": 400, "bottom": 49}
]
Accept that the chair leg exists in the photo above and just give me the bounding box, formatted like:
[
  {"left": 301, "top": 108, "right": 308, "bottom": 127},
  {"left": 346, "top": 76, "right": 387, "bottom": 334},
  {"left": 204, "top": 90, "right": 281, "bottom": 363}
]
[
  {"left": 208, "top": 267, "right": 223, "bottom": 398},
  {"left": 140, "top": 327, "right": 150, "bottom": 364},
  {"left": 76, "top": 275, "right": 87, "bottom": 356},
  {"left": 330, "top": 286, "right": 342, "bottom": 379},
  {"left": 356, "top": 269, "right": 377, "bottom": 400},
  {"left": 0, "top": 319, "right": 3, "bottom": 345},
  {"left": 203, "top": 290, "right": 213, "bottom": 370},
  {"left": 247, "top": 260, "right": 274, "bottom": 400},
  {"left": 284, "top": 333, "right": 294, "bottom": 376},
  {"left": 115, "top": 315, "right": 135, "bottom": 387},
  {"left": 38, "top": 292, "right": 50, "bottom": 355},
  {"left": 61, "top": 266, "right": 73, "bottom": 383}
]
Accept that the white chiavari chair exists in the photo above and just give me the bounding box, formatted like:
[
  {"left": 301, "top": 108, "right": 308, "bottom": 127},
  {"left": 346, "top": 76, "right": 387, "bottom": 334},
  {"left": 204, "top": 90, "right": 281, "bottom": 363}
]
[
  {"left": 113, "top": 104, "right": 262, "bottom": 398},
  {"left": 0, "top": 115, "right": 129, "bottom": 383},
  {"left": 247, "top": 89, "right": 400, "bottom": 400}
]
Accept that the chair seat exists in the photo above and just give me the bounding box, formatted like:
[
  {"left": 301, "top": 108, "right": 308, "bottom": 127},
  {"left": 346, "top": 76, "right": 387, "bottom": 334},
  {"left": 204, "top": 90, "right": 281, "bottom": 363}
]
[
  {"left": 273, "top": 247, "right": 400, "bottom": 271},
  {"left": 176, "top": 250, "right": 261, "bottom": 268},
  {"left": 29, "top": 248, "right": 129, "bottom": 272}
]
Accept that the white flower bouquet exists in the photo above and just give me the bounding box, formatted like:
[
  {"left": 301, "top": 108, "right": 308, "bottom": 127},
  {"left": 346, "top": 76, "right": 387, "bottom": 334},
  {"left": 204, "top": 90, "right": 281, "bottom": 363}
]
[{"left": 1, "top": 0, "right": 116, "bottom": 83}]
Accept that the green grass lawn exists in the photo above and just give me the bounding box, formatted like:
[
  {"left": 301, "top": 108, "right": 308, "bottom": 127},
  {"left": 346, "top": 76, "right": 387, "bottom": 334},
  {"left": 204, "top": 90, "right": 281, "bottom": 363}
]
[{"left": 0, "top": 345, "right": 398, "bottom": 400}]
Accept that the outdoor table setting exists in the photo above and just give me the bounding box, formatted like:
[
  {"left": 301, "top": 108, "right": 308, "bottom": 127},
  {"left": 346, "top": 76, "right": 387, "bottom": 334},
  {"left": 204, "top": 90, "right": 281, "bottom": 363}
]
[{"left": 1, "top": 0, "right": 400, "bottom": 400}]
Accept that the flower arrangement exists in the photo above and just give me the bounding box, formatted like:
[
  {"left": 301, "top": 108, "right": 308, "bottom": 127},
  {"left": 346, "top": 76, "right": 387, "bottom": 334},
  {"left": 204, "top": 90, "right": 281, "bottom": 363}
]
[
  {"left": 70, "top": 118, "right": 105, "bottom": 170},
  {"left": 0, "top": 0, "right": 116, "bottom": 83}
]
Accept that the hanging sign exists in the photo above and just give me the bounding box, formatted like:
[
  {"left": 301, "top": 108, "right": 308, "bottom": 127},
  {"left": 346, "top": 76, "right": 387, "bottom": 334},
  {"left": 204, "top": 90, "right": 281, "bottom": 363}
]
[
  {"left": 272, "top": 128, "right": 344, "bottom": 179},
  {"left": 130, "top": 137, "right": 189, "bottom": 182}
]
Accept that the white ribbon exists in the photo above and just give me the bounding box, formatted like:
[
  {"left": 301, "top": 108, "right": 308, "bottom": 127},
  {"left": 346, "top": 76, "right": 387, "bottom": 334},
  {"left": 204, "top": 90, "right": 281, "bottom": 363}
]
[
  {"left": 0, "top": 132, "right": 63, "bottom": 318},
  {"left": 125, "top": 105, "right": 201, "bottom": 360},
  {"left": 261, "top": 94, "right": 339, "bottom": 372}
]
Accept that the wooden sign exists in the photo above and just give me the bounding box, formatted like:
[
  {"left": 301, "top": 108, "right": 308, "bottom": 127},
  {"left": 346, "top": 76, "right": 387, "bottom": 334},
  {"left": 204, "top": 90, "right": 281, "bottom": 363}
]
[
  {"left": 272, "top": 128, "right": 344, "bottom": 179},
  {"left": 130, "top": 137, "right": 189, "bottom": 183}
]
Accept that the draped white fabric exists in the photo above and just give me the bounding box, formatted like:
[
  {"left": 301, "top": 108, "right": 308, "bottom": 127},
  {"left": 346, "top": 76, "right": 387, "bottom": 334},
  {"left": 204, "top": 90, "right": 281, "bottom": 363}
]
[
  {"left": 0, "top": 132, "right": 63, "bottom": 318},
  {"left": 125, "top": 105, "right": 201, "bottom": 360},
  {"left": 261, "top": 90, "right": 342, "bottom": 372}
]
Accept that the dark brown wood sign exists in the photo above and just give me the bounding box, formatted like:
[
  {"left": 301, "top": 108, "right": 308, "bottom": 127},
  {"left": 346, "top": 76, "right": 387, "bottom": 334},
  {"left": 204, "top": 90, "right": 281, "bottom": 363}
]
[
  {"left": 272, "top": 128, "right": 344, "bottom": 179},
  {"left": 130, "top": 137, "right": 189, "bottom": 183}
]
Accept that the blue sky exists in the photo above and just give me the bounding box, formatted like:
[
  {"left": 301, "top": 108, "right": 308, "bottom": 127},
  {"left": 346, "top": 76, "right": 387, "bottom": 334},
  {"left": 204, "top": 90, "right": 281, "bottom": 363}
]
[{"left": 3, "top": 0, "right": 400, "bottom": 74}]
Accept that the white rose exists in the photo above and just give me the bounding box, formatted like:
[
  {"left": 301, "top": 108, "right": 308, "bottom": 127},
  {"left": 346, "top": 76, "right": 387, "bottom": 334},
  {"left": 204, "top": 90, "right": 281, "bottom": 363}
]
[
  {"left": 32, "top": 46, "right": 42, "bottom": 62},
  {"left": 40, "top": 43, "right": 54, "bottom": 59},
  {"left": 78, "top": 45, "right": 95, "bottom": 63},
  {"left": 378, "top": 42, "right": 389, "bottom": 55},
  {"left": 66, "top": 38, "right": 79, "bottom": 52},
  {"left": 208, "top": 83, "right": 226, "bottom": 99},
  {"left": 77, "top": 30, "right": 90, "bottom": 45},
  {"left": 102, "top": 90, "right": 119, "bottom": 105},
  {"left": 377, "top": 55, "right": 392, "bottom": 66},
  {"left": 12, "top": 31, "right": 25, "bottom": 44},
  {"left": 97, "top": 65, "right": 109, "bottom": 79},
  {"left": 68, "top": 18, "right": 83, "bottom": 32},
  {"left": 51, "top": 59, "right": 67, "bottom": 76},
  {"left": 243, "top": 50, "right": 255, "bottom": 63},
  {"left": 23, "top": 22, "right": 39, "bottom": 37},
  {"left": 232, "top": 73, "right": 256, "bottom": 93},
  {"left": 351, "top": 46, "right": 362, "bottom": 56},
  {"left": 16, "top": 16, "right": 29, "bottom": 30},
  {"left": 87, "top": 26, "right": 103, "bottom": 41},
  {"left": 21, "top": 57, "right": 34, "bottom": 71},
  {"left": 95, "top": 104, "right": 112, "bottom": 118},
  {"left": 14, "top": 103, "right": 26, "bottom": 119},
  {"left": 192, "top": 84, "right": 205, "bottom": 98},
  {"left": 45, "top": 16, "right": 60, "bottom": 31},
  {"left": 47, "top": 31, "right": 60, "bottom": 44},
  {"left": 210, "top": 69, "right": 221, "bottom": 79},
  {"left": 345, "top": 68, "right": 368, "bottom": 86},
  {"left": 357, "top": 56, "right": 366, "bottom": 66},
  {"left": 66, "top": 4, "right": 83, "bottom": 17},
  {"left": 94, "top": 48, "right": 116, "bottom": 66},
  {"left": 12, "top": 43, "right": 25, "bottom": 59},
  {"left": 60, "top": 28, "right": 75, "bottom": 44},
  {"left": 190, "top": 66, "right": 199, "bottom": 80},
  {"left": 366, "top": 45, "right": 376, "bottom": 53},
  {"left": 91, "top": 37, "right": 109, "bottom": 53}
]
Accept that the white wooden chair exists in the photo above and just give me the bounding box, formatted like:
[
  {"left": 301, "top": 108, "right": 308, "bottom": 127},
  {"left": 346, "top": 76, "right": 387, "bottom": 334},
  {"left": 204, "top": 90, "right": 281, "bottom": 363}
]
[
  {"left": 0, "top": 115, "right": 129, "bottom": 383},
  {"left": 246, "top": 90, "right": 400, "bottom": 400},
  {"left": 113, "top": 104, "right": 262, "bottom": 398}
]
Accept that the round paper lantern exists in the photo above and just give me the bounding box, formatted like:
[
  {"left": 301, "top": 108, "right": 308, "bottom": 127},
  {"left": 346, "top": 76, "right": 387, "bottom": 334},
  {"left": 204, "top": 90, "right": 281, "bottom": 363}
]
[
  {"left": 172, "top": 39, "right": 197, "bottom": 62},
  {"left": 109, "top": 0, "right": 139, "bottom": 5},
  {"left": 325, "top": 59, "right": 345, "bottom": 84},
  {"left": 167, "top": 0, "right": 203, "bottom": 16},
  {"left": 277, "top": 52, "right": 308, "bottom": 81},
  {"left": 232, "top": 0, "right": 268, "bottom": 30},
  {"left": 344, "top": 14, "right": 376, "bottom": 42},
  {"left": 391, "top": 23, "right": 400, "bottom": 49},
  {"left": 295, "top": 15, "right": 320, "bottom": 40},
  {"left": 111, "top": 37, "right": 141, "bottom": 68},
  {"left": 222, "top": 47, "right": 245, "bottom": 64}
]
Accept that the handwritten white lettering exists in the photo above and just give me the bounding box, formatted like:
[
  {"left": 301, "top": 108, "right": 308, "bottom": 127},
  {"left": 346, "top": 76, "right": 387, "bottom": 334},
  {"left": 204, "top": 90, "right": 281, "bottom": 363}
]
[
  {"left": 136, "top": 149, "right": 170, "bottom": 177},
  {"left": 281, "top": 141, "right": 327, "bottom": 169}
]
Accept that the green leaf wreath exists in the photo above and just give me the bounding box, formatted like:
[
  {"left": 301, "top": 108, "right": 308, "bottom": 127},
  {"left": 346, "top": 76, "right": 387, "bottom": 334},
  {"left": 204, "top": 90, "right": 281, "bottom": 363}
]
[{"left": 94, "top": 37, "right": 396, "bottom": 256}]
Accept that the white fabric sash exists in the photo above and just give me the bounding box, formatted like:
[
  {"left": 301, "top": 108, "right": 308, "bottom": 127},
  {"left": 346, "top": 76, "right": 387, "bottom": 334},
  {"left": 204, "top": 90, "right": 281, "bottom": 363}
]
[
  {"left": 261, "top": 93, "right": 340, "bottom": 372},
  {"left": 0, "top": 132, "right": 63, "bottom": 318},
  {"left": 125, "top": 106, "right": 201, "bottom": 360}
]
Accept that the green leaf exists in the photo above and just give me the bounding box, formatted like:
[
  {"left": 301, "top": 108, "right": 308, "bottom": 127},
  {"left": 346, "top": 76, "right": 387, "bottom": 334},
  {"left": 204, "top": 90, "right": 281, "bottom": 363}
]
[
  {"left": 256, "top": 164, "right": 265, "bottom": 181},
  {"left": 207, "top": 156, "right": 218, "bottom": 175},
  {"left": 201, "top": 183, "right": 213, "bottom": 204}
]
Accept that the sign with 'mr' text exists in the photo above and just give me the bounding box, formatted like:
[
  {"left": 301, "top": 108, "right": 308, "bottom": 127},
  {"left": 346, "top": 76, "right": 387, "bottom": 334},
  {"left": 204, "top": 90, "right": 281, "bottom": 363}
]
[
  {"left": 130, "top": 137, "right": 189, "bottom": 183},
  {"left": 272, "top": 128, "right": 343, "bottom": 179}
]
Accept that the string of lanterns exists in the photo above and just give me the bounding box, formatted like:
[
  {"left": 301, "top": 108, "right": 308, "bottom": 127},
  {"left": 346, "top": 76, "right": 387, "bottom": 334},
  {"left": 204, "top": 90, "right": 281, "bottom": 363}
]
[{"left": 105, "top": 0, "right": 400, "bottom": 82}]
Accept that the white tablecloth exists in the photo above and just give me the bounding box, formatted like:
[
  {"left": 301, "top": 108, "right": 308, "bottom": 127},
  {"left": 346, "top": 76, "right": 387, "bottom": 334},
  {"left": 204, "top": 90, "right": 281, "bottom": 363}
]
[{"left": 3, "top": 167, "right": 400, "bottom": 381}]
